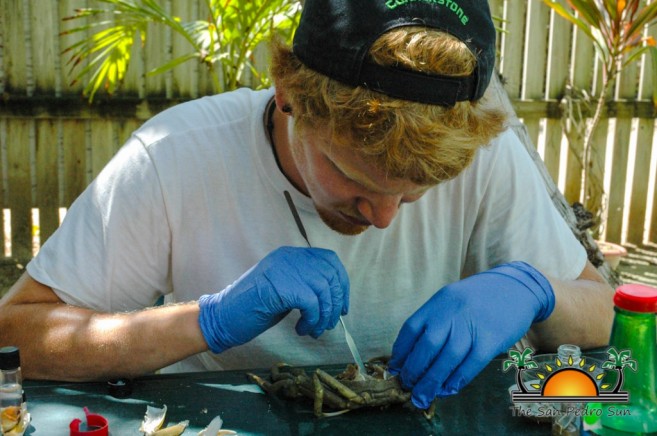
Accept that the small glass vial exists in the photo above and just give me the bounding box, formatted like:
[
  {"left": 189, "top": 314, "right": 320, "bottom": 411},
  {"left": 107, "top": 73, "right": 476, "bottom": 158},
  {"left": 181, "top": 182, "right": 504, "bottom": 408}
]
[
  {"left": 0, "top": 346, "right": 24, "bottom": 435},
  {"left": 551, "top": 344, "right": 582, "bottom": 436}
]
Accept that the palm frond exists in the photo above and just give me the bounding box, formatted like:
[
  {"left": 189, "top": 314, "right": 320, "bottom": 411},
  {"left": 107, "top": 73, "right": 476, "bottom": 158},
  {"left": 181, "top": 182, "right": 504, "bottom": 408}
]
[{"left": 61, "top": 0, "right": 302, "bottom": 101}]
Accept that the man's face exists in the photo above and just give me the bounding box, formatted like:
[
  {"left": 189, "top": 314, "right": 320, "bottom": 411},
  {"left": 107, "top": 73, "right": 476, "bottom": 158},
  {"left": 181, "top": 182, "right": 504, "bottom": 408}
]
[{"left": 289, "top": 123, "right": 430, "bottom": 235}]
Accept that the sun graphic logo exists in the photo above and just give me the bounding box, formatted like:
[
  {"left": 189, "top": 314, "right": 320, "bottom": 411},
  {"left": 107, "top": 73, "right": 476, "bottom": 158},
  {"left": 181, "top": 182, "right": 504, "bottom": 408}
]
[{"left": 503, "top": 346, "right": 633, "bottom": 403}]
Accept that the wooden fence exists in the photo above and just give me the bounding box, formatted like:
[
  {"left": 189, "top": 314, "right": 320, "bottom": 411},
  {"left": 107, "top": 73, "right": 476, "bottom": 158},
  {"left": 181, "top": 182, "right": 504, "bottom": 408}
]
[{"left": 0, "top": 0, "right": 656, "bottom": 261}]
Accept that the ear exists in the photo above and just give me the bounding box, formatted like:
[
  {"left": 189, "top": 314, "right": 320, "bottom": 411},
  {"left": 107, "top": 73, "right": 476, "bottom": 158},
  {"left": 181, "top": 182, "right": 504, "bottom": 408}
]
[{"left": 274, "top": 88, "right": 293, "bottom": 115}]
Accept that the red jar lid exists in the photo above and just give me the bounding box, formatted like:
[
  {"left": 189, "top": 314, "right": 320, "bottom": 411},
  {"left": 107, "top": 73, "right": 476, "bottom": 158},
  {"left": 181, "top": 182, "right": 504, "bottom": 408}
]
[
  {"left": 69, "top": 407, "right": 108, "bottom": 436},
  {"left": 614, "top": 284, "right": 657, "bottom": 313}
]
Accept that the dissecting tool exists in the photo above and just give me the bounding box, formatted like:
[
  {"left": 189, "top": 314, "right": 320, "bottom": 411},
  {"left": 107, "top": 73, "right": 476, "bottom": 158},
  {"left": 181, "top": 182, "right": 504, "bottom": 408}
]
[{"left": 283, "top": 190, "right": 367, "bottom": 375}]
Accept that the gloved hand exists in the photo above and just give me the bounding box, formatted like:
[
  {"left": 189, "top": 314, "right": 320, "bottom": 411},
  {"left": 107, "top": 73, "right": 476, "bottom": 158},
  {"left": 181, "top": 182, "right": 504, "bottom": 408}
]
[
  {"left": 198, "top": 246, "right": 349, "bottom": 353},
  {"left": 388, "top": 261, "right": 554, "bottom": 409}
]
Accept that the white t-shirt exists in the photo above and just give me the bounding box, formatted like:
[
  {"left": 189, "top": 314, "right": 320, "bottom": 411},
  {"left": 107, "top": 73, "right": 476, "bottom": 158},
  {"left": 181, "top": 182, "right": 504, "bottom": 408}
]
[{"left": 27, "top": 88, "right": 587, "bottom": 373}]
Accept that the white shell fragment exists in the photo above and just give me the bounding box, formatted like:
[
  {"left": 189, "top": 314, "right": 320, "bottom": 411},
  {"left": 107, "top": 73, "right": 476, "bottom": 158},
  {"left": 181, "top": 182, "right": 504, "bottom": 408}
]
[
  {"left": 139, "top": 404, "right": 188, "bottom": 436},
  {"left": 140, "top": 405, "right": 167, "bottom": 434},
  {"left": 150, "top": 421, "right": 189, "bottom": 436},
  {"left": 1, "top": 403, "right": 30, "bottom": 436},
  {"left": 140, "top": 405, "right": 235, "bottom": 435},
  {"left": 198, "top": 415, "right": 237, "bottom": 435}
]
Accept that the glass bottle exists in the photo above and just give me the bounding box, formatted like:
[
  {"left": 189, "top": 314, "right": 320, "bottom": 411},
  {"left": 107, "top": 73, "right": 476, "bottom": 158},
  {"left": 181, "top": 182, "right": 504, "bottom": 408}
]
[
  {"left": 601, "top": 284, "right": 657, "bottom": 434},
  {"left": 0, "top": 346, "right": 24, "bottom": 434}
]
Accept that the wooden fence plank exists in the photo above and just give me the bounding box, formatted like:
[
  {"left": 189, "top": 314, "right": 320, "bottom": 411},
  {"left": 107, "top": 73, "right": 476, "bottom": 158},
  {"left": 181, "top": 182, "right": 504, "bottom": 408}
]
[
  {"left": 32, "top": 0, "right": 59, "bottom": 94},
  {"left": 58, "top": 0, "right": 92, "bottom": 96},
  {"left": 163, "top": 0, "right": 174, "bottom": 98},
  {"left": 6, "top": 119, "right": 32, "bottom": 259},
  {"left": 0, "top": 118, "right": 6, "bottom": 209},
  {"left": 570, "top": 21, "right": 595, "bottom": 92},
  {"left": 545, "top": 7, "right": 572, "bottom": 99},
  {"left": 126, "top": 31, "right": 147, "bottom": 99},
  {"left": 4, "top": 0, "right": 28, "bottom": 95},
  {"left": 21, "top": 0, "right": 35, "bottom": 96},
  {"left": 639, "top": 7, "right": 656, "bottom": 101},
  {"left": 35, "top": 119, "right": 59, "bottom": 244},
  {"left": 519, "top": 1, "right": 549, "bottom": 174},
  {"left": 650, "top": 119, "right": 657, "bottom": 243},
  {"left": 615, "top": 46, "right": 640, "bottom": 101},
  {"left": 543, "top": 3, "right": 571, "bottom": 196},
  {"left": 646, "top": 10, "right": 657, "bottom": 242},
  {"left": 62, "top": 119, "right": 86, "bottom": 206},
  {"left": 0, "top": 1, "right": 6, "bottom": 96},
  {"left": 557, "top": 0, "right": 596, "bottom": 207},
  {"left": 521, "top": 1, "right": 549, "bottom": 99},
  {"left": 143, "top": 21, "right": 167, "bottom": 97},
  {"left": 498, "top": 0, "right": 526, "bottom": 98},
  {"left": 116, "top": 0, "right": 147, "bottom": 98},
  {"left": 563, "top": 117, "right": 584, "bottom": 205},
  {"left": 612, "top": 33, "right": 639, "bottom": 242},
  {"left": 521, "top": 116, "right": 541, "bottom": 153},
  {"left": 626, "top": 118, "right": 655, "bottom": 243},
  {"left": 1, "top": 119, "right": 7, "bottom": 254},
  {"left": 171, "top": 0, "right": 198, "bottom": 99},
  {"left": 542, "top": 118, "right": 563, "bottom": 183},
  {"left": 89, "top": 120, "right": 116, "bottom": 181},
  {"left": 585, "top": 117, "right": 610, "bottom": 226},
  {"left": 605, "top": 118, "right": 632, "bottom": 241}
]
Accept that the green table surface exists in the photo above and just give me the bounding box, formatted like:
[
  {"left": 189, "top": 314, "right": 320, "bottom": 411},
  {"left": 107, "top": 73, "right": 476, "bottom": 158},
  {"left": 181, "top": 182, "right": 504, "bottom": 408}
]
[{"left": 22, "top": 357, "right": 552, "bottom": 435}]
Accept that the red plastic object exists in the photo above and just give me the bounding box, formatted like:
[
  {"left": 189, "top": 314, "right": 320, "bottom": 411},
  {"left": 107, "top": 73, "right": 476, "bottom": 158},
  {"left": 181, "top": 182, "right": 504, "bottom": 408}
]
[
  {"left": 69, "top": 407, "right": 109, "bottom": 436},
  {"left": 614, "top": 284, "right": 657, "bottom": 313}
]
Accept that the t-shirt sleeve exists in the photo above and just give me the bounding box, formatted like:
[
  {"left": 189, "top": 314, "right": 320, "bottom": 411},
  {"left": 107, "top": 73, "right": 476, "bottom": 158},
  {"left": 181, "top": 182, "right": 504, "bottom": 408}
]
[
  {"left": 26, "top": 136, "right": 172, "bottom": 312},
  {"left": 462, "top": 129, "right": 587, "bottom": 281}
]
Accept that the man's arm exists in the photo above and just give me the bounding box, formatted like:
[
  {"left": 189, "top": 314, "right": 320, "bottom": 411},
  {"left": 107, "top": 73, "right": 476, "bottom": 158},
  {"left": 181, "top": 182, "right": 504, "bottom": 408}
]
[
  {"left": 0, "top": 247, "right": 350, "bottom": 382},
  {"left": 0, "top": 273, "right": 208, "bottom": 381},
  {"left": 528, "top": 260, "right": 615, "bottom": 351}
]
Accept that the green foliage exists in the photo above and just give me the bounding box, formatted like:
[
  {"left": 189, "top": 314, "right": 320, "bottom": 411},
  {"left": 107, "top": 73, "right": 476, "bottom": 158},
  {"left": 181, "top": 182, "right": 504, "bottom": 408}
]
[
  {"left": 543, "top": 0, "right": 657, "bottom": 232},
  {"left": 544, "top": 0, "right": 657, "bottom": 91},
  {"left": 61, "top": 0, "right": 301, "bottom": 102}
]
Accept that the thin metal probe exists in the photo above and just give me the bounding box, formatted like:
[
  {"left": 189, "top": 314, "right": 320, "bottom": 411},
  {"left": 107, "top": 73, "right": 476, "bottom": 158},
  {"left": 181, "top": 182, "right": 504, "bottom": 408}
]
[
  {"left": 283, "top": 190, "right": 367, "bottom": 375},
  {"left": 284, "top": 190, "right": 311, "bottom": 247}
]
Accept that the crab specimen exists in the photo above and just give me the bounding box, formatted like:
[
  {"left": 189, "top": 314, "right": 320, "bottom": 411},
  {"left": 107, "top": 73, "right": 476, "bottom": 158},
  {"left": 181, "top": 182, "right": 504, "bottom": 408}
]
[{"left": 247, "top": 357, "right": 436, "bottom": 419}]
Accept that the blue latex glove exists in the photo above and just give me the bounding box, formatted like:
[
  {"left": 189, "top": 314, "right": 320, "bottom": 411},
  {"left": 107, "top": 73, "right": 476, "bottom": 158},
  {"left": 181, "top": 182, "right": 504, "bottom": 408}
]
[
  {"left": 387, "top": 261, "right": 554, "bottom": 409},
  {"left": 198, "top": 246, "right": 349, "bottom": 353}
]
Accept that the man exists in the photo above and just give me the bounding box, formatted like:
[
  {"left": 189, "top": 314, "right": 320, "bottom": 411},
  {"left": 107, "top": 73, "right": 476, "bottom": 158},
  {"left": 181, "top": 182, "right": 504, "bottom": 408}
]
[{"left": 0, "top": 0, "right": 613, "bottom": 411}]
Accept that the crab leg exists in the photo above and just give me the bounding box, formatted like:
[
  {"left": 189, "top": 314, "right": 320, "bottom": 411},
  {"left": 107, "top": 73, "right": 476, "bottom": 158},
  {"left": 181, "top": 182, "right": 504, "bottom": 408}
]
[
  {"left": 312, "top": 372, "right": 324, "bottom": 417},
  {"left": 313, "top": 372, "right": 352, "bottom": 417},
  {"left": 247, "top": 372, "right": 297, "bottom": 395},
  {"left": 315, "top": 369, "right": 365, "bottom": 406},
  {"left": 311, "top": 372, "right": 352, "bottom": 411},
  {"left": 246, "top": 373, "right": 271, "bottom": 391}
]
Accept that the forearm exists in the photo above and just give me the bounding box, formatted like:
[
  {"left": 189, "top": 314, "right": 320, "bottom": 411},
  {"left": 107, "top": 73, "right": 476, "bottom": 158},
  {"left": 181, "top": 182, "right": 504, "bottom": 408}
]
[
  {"left": 528, "top": 262, "right": 615, "bottom": 351},
  {"left": 0, "top": 274, "right": 208, "bottom": 381},
  {"left": 28, "top": 302, "right": 206, "bottom": 381}
]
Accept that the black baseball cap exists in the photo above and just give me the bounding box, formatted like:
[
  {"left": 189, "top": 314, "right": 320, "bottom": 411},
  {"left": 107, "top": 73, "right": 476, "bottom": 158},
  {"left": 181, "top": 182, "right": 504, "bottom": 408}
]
[{"left": 293, "top": 0, "right": 496, "bottom": 106}]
